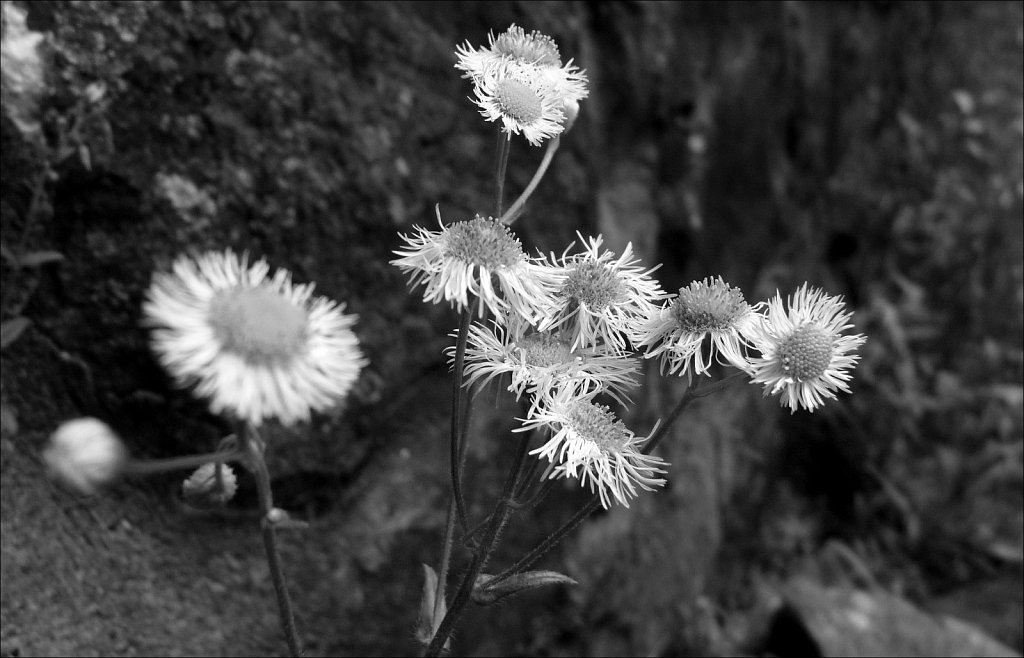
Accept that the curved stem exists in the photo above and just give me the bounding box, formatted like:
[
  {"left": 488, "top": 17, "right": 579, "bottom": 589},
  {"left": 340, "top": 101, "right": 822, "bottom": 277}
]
[
  {"left": 239, "top": 423, "right": 302, "bottom": 657},
  {"left": 123, "top": 448, "right": 244, "bottom": 476},
  {"left": 499, "top": 136, "right": 560, "bottom": 226},
  {"left": 425, "top": 430, "right": 533, "bottom": 657}
]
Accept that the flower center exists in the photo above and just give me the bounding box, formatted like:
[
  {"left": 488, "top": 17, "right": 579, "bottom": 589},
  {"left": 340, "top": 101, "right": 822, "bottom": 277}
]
[
  {"left": 495, "top": 78, "right": 543, "bottom": 126},
  {"left": 672, "top": 277, "right": 749, "bottom": 333},
  {"left": 494, "top": 28, "right": 562, "bottom": 67},
  {"left": 208, "top": 287, "right": 308, "bottom": 364},
  {"left": 517, "top": 332, "right": 572, "bottom": 368},
  {"left": 561, "top": 260, "right": 627, "bottom": 311},
  {"left": 565, "top": 400, "right": 628, "bottom": 454},
  {"left": 444, "top": 216, "right": 524, "bottom": 270},
  {"left": 779, "top": 324, "right": 834, "bottom": 381}
]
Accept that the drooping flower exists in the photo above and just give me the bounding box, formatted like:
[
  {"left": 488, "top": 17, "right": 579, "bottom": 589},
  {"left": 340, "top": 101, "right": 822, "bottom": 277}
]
[
  {"left": 455, "top": 24, "right": 589, "bottom": 145},
  {"left": 746, "top": 284, "right": 866, "bottom": 413},
  {"left": 635, "top": 277, "right": 758, "bottom": 377},
  {"left": 144, "top": 250, "right": 367, "bottom": 426},
  {"left": 391, "top": 210, "right": 562, "bottom": 323},
  {"left": 458, "top": 316, "right": 639, "bottom": 405},
  {"left": 541, "top": 234, "right": 666, "bottom": 353},
  {"left": 43, "top": 418, "right": 128, "bottom": 495},
  {"left": 519, "top": 386, "right": 667, "bottom": 508}
]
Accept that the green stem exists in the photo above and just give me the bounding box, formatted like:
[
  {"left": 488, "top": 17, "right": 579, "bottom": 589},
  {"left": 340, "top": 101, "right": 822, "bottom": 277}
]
[
  {"left": 239, "top": 423, "right": 302, "bottom": 658},
  {"left": 499, "top": 136, "right": 560, "bottom": 226},
  {"left": 123, "top": 449, "right": 244, "bottom": 476},
  {"left": 425, "top": 430, "right": 533, "bottom": 657}
]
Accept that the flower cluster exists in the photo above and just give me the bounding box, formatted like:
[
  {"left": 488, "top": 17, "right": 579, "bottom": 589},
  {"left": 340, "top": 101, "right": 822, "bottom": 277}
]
[{"left": 392, "top": 24, "right": 868, "bottom": 510}]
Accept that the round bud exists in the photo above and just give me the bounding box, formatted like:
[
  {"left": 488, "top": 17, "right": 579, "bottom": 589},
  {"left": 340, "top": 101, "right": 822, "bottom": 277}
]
[{"left": 43, "top": 418, "right": 127, "bottom": 495}]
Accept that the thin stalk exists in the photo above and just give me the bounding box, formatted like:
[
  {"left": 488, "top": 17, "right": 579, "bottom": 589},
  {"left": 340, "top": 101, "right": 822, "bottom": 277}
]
[
  {"left": 123, "top": 449, "right": 244, "bottom": 476},
  {"left": 239, "top": 423, "right": 302, "bottom": 657},
  {"left": 430, "top": 496, "right": 457, "bottom": 636},
  {"left": 499, "top": 136, "right": 560, "bottom": 226},
  {"left": 494, "top": 131, "right": 511, "bottom": 215},
  {"left": 449, "top": 308, "right": 472, "bottom": 532},
  {"left": 425, "top": 430, "right": 533, "bottom": 657}
]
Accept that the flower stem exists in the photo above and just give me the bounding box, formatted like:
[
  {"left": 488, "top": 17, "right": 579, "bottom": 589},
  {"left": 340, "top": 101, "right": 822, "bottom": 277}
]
[
  {"left": 123, "top": 449, "right": 244, "bottom": 476},
  {"left": 238, "top": 423, "right": 302, "bottom": 657},
  {"left": 499, "top": 136, "right": 560, "bottom": 226},
  {"left": 449, "top": 308, "right": 472, "bottom": 532},
  {"left": 425, "top": 429, "right": 533, "bottom": 657},
  {"left": 494, "top": 130, "right": 511, "bottom": 215}
]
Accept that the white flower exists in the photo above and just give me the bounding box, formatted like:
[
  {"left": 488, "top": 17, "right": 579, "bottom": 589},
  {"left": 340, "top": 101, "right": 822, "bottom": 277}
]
[
  {"left": 634, "top": 277, "right": 758, "bottom": 377},
  {"left": 144, "top": 250, "right": 367, "bottom": 426},
  {"left": 518, "top": 386, "right": 667, "bottom": 508},
  {"left": 541, "top": 234, "right": 666, "bottom": 353},
  {"left": 182, "top": 462, "right": 238, "bottom": 509},
  {"left": 43, "top": 418, "right": 127, "bottom": 495},
  {"left": 391, "top": 210, "right": 562, "bottom": 323},
  {"left": 747, "top": 284, "right": 867, "bottom": 413},
  {"left": 458, "top": 316, "right": 640, "bottom": 405},
  {"left": 455, "top": 24, "right": 588, "bottom": 146},
  {"left": 471, "top": 63, "right": 568, "bottom": 146}
]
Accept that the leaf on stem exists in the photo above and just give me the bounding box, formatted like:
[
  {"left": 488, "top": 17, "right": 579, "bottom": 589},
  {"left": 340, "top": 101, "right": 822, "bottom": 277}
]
[
  {"left": 472, "top": 570, "right": 578, "bottom": 606},
  {"left": 415, "top": 564, "right": 449, "bottom": 651}
]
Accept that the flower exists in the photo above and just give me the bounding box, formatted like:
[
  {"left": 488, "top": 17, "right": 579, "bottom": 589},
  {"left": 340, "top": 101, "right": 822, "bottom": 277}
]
[
  {"left": 746, "top": 284, "right": 867, "bottom": 413},
  {"left": 470, "top": 63, "right": 567, "bottom": 146},
  {"left": 43, "top": 418, "right": 127, "bottom": 494},
  {"left": 182, "top": 462, "right": 238, "bottom": 509},
  {"left": 542, "top": 234, "right": 666, "bottom": 353},
  {"left": 144, "top": 250, "right": 366, "bottom": 426},
  {"left": 391, "top": 210, "right": 562, "bottom": 323},
  {"left": 634, "top": 277, "right": 758, "bottom": 377},
  {"left": 519, "top": 386, "right": 667, "bottom": 508},
  {"left": 455, "top": 24, "right": 589, "bottom": 146},
  {"left": 458, "top": 316, "right": 640, "bottom": 405}
]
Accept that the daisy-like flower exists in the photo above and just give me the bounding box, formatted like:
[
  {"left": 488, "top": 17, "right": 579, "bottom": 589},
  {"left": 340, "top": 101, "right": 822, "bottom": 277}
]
[
  {"left": 144, "top": 250, "right": 367, "bottom": 426},
  {"left": 746, "top": 284, "right": 867, "bottom": 413},
  {"left": 457, "top": 316, "right": 640, "bottom": 405},
  {"left": 519, "top": 386, "right": 667, "bottom": 508},
  {"left": 634, "top": 277, "right": 759, "bottom": 377},
  {"left": 391, "top": 210, "right": 562, "bottom": 323},
  {"left": 471, "top": 63, "right": 567, "bottom": 146},
  {"left": 542, "top": 234, "right": 666, "bottom": 353},
  {"left": 455, "top": 24, "right": 589, "bottom": 146}
]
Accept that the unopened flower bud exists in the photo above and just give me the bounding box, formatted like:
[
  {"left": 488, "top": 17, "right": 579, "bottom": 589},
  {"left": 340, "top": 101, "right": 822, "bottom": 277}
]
[
  {"left": 182, "top": 462, "right": 237, "bottom": 509},
  {"left": 560, "top": 98, "right": 580, "bottom": 134},
  {"left": 43, "top": 418, "right": 127, "bottom": 495}
]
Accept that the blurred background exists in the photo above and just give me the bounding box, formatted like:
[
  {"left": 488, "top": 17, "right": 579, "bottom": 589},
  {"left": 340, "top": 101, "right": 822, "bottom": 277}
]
[{"left": 1, "top": 1, "right": 1021, "bottom": 656}]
